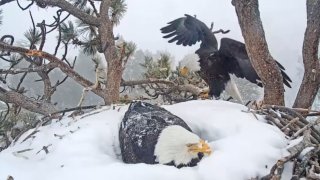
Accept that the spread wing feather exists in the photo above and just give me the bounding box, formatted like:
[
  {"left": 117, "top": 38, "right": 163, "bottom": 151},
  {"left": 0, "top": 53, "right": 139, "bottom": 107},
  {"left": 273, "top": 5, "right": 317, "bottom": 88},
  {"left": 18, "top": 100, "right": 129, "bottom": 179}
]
[
  {"left": 161, "top": 14, "right": 210, "bottom": 46},
  {"left": 219, "top": 38, "right": 291, "bottom": 88},
  {"left": 161, "top": 15, "right": 292, "bottom": 90}
]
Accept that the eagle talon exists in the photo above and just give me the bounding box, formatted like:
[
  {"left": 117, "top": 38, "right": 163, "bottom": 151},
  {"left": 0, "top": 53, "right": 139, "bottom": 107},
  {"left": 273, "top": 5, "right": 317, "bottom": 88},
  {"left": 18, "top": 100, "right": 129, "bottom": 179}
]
[
  {"left": 198, "top": 89, "right": 210, "bottom": 99},
  {"left": 248, "top": 100, "right": 264, "bottom": 110}
]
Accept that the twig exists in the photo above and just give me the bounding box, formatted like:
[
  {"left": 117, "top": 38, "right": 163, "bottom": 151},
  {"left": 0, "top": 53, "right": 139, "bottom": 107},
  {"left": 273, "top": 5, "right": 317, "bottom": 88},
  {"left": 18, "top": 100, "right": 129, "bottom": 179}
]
[
  {"left": 307, "top": 112, "right": 320, "bottom": 117},
  {"left": 36, "top": 144, "right": 52, "bottom": 154},
  {"left": 16, "top": 64, "right": 32, "bottom": 91},
  {"left": 53, "top": 133, "right": 65, "bottom": 139},
  {"left": 88, "top": 0, "right": 99, "bottom": 17},
  {"left": 20, "top": 130, "right": 39, "bottom": 144},
  {"left": 77, "top": 87, "right": 92, "bottom": 107},
  {"left": 40, "top": 105, "right": 100, "bottom": 125},
  {"left": 281, "top": 117, "right": 299, "bottom": 131},
  {"left": 80, "top": 109, "right": 104, "bottom": 119},
  {"left": 14, "top": 148, "right": 33, "bottom": 153},
  {"left": 241, "top": 109, "right": 259, "bottom": 120},
  {"left": 267, "top": 109, "right": 288, "bottom": 127},
  {"left": 12, "top": 151, "right": 28, "bottom": 159},
  {"left": 69, "top": 126, "right": 80, "bottom": 134},
  {"left": 265, "top": 115, "right": 284, "bottom": 129},
  {"left": 212, "top": 29, "right": 230, "bottom": 34},
  {"left": 290, "top": 118, "right": 320, "bottom": 140},
  {"left": 264, "top": 105, "right": 320, "bottom": 143}
]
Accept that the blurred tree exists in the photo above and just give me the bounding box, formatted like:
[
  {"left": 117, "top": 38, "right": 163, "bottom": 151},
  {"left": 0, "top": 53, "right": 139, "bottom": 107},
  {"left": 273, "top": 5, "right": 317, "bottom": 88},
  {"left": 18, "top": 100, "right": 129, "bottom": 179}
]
[
  {"left": 123, "top": 49, "right": 146, "bottom": 81},
  {"left": 137, "top": 52, "right": 206, "bottom": 104},
  {"left": 141, "top": 53, "right": 172, "bottom": 79},
  {"left": 0, "top": 0, "right": 136, "bottom": 115}
]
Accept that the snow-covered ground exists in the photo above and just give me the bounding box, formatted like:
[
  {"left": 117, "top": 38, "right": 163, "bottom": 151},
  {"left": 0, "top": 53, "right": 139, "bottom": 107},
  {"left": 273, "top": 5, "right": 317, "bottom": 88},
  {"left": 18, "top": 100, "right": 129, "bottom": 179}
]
[{"left": 0, "top": 100, "right": 289, "bottom": 180}]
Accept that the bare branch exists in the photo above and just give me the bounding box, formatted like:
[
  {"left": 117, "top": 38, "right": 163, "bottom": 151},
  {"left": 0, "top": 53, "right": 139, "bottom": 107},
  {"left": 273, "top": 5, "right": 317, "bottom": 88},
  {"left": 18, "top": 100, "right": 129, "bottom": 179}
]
[
  {"left": 263, "top": 105, "right": 320, "bottom": 140},
  {"left": 33, "top": 0, "right": 100, "bottom": 26},
  {"left": 37, "top": 71, "right": 52, "bottom": 102},
  {"left": 16, "top": 64, "right": 32, "bottom": 91},
  {"left": 121, "top": 79, "right": 175, "bottom": 86},
  {"left": 88, "top": 0, "right": 99, "bottom": 17},
  {"left": 37, "top": 21, "right": 46, "bottom": 51},
  {"left": 0, "top": 87, "right": 57, "bottom": 115},
  {"left": 212, "top": 29, "right": 230, "bottom": 34},
  {"left": 41, "top": 105, "right": 99, "bottom": 121},
  {"left": 0, "top": 63, "right": 57, "bottom": 74},
  {"left": 36, "top": 144, "right": 52, "bottom": 154},
  {"left": 290, "top": 117, "right": 320, "bottom": 140},
  {"left": 122, "top": 79, "right": 203, "bottom": 99},
  {"left": 54, "top": 17, "right": 62, "bottom": 56},
  {"left": 46, "top": 10, "right": 71, "bottom": 34}
]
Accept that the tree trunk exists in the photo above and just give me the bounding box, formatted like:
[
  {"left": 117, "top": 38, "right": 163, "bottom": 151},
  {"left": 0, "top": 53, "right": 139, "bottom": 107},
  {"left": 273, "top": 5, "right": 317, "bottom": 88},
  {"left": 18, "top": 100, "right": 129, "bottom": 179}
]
[
  {"left": 232, "top": 0, "right": 285, "bottom": 106},
  {"left": 99, "top": 0, "right": 122, "bottom": 105},
  {"left": 104, "top": 59, "right": 123, "bottom": 105},
  {"left": 293, "top": 0, "right": 320, "bottom": 109}
]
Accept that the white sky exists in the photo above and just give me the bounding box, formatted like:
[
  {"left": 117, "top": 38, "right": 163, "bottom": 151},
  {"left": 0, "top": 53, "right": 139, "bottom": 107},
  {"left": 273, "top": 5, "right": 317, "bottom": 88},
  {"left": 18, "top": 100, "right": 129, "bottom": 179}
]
[{"left": 0, "top": 0, "right": 307, "bottom": 105}]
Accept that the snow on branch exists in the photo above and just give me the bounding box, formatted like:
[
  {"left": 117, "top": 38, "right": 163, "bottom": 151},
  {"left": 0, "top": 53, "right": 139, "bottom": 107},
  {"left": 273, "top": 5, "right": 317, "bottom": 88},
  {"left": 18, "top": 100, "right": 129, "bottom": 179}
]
[{"left": 121, "top": 78, "right": 205, "bottom": 104}]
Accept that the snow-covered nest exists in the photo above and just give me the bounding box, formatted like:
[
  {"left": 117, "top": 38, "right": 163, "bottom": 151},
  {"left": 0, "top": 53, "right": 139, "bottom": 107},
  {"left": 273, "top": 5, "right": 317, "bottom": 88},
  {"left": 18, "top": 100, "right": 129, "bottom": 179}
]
[{"left": 0, "top": 100, "right": 289, "bottom": 180}]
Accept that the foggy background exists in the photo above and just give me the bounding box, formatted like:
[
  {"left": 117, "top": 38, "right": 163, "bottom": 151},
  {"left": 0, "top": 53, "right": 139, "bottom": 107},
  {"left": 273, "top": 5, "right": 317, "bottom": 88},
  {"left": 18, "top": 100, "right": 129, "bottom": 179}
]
[
  {"left": 0, "top": 0, "right": 306, "bottom": 107},
  {"left": 114, "top": 0, "right": 306, "bottom": 106}
]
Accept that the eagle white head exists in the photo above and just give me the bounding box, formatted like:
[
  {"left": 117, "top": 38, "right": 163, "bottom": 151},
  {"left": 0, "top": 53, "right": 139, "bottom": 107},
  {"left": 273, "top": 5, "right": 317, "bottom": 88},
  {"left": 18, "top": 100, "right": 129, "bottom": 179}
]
[
  {"left": 179, "top": 53, "right": 201, "bottom": 76},
  {"left": 154, "top": 125, "right": 211, "bottom": 167}
]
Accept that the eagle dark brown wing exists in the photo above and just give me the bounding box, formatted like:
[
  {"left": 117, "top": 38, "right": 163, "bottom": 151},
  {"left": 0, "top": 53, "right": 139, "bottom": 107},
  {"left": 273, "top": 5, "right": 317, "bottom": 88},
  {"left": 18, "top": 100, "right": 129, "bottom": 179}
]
[
  {"left": 161, "top": 14, "right": 218, "bottom": 55},
  {"left": 219, "top": 38, "right": 292, "bottom": 88}
]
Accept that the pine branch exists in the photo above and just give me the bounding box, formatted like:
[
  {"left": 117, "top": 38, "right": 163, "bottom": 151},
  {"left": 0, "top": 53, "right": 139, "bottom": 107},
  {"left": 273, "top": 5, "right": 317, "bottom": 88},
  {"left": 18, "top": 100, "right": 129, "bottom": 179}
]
[{"left": 0, "top": 42, "right": 105, "bottom": 98}]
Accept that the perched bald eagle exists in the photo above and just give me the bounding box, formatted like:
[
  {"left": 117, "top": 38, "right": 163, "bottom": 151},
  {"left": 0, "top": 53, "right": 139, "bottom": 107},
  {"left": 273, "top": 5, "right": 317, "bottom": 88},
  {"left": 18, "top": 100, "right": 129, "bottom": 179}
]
[
  {"left": 119, "top": 101, "right": 211, "bottom": 168},
  {"left": 160, "top": 14, "right": 292, "bottom": 102}
]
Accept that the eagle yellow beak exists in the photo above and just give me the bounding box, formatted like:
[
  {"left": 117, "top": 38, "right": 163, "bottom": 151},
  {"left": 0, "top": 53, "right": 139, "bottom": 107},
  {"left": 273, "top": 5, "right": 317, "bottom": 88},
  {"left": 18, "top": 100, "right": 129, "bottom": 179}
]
[
  {"left": 187, "top": 140, "right": 212, "bottom": 155},
  {"left": 179, "top": 66, "right": 189, "bottom": 77}
]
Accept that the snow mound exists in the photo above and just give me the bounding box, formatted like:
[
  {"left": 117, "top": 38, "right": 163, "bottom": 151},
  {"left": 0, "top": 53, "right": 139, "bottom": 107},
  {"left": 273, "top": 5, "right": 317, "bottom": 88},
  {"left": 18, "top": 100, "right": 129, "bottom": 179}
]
[{"left": 0, "top": 100, "right": 288, "bottom": 180}]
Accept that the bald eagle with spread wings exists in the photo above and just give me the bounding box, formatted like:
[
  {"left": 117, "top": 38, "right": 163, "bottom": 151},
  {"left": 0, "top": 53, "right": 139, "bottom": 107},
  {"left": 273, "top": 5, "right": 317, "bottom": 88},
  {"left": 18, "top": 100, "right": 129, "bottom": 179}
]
[{"left": 161, "top": 14, "right": 292, "bottom": 103}]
